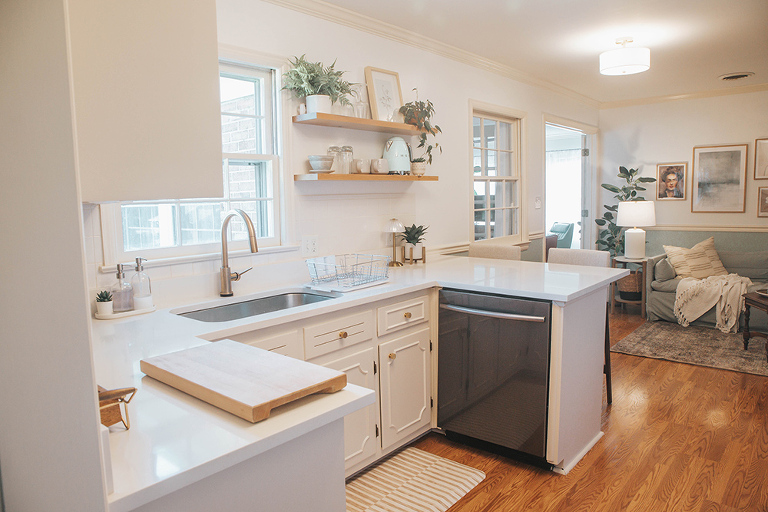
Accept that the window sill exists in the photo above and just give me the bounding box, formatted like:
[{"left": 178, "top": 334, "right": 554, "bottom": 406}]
[{"left": 98, "top": 244, "right": 300, "bottom": 274}]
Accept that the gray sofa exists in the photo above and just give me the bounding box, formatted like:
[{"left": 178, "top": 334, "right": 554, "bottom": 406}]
[{"left": 646, "top": 250, "right": 768, "bottom": 331}]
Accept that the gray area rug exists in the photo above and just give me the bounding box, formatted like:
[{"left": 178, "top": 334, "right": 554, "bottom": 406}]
[{"left": 612, "top": 321, "right": 768, "bottom": 376}]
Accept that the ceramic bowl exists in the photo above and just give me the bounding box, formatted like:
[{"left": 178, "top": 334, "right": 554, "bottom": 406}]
[{"left": 308, "top": 155, "right": 334, "bottom": 171}]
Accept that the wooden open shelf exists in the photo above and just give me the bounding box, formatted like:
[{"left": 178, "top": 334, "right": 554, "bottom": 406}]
[
  {"left": 294, "top": 174, "right": 438, "bottom": 182},
  {"left": 292, "top": 113, "right": 422, "bottom": 136}
]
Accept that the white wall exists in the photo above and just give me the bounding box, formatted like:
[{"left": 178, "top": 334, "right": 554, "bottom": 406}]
[
  {"left": 599, "top": 90, "right": 768, "bottom": 229},
  {"left": 0, "top": 1, "right": 107, "bottom": 510}
]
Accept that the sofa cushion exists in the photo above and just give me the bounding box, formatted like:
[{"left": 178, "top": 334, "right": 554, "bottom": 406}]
[
  {"left": 655, "top": 258, "right": 677, "bottom": 281},
  {"left": 652, "top": 277, "right": 682, "bottom": 293},
  {"left": 663, "top": 237, "right": 728, "bottom": 279},
  {"left": 718, "top": 251, "right": 768, "bottom": 280}
]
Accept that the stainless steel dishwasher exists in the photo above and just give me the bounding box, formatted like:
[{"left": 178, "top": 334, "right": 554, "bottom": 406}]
[{"left": 437, "top": 288, "right": 552, "bottom": 468}]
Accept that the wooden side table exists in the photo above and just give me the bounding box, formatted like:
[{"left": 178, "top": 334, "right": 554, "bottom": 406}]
[
  {"left": 611, "top": 256, "right": 649, "bottom": 319},
  {"left": 742, "top": 292, "right": 768, "bottom": 362}
]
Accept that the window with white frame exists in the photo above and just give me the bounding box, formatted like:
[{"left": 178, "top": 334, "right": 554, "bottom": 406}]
[
  {"left": 106, "top": 62, "right": 280, "bottom": 263},
  {"left": 472, "top": 112, "right": 521, "bottom": 241}
]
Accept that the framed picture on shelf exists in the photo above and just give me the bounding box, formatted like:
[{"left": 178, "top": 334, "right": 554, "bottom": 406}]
[
  {"left": 755, "top": 138, "right": 768, "bottom": 179},
  {"left": 759, "top": 187, "right": 768, "bottom": 217},
  {"left": 655, "top": 163, "right": 686, "bottom": 200},
  {"left": 691, "top": 144, "right": 747, "bottom": 213},
  {"left": 364, "top": 67, "right": 403, "bottom": 122}
]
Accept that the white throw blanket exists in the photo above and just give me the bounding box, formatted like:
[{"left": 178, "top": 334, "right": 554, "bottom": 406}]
[{"left": 674, "top": 274, "right": 752, "bottom": 333}]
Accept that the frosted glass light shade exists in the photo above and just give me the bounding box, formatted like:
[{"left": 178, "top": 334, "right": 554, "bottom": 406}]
[
  {"left": 600, "top": 46, "right": 650, "bottom": 75},
  {"left": 385, "top": 218, "right": 404, "bottom": 233},
  {"left": 617, "top": 201, "right": 656, "bottom": 227}
]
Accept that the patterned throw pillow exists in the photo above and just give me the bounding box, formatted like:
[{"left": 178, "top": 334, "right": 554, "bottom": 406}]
[{"left": 663, "top": 237, "right": 728, "bottom": 279}]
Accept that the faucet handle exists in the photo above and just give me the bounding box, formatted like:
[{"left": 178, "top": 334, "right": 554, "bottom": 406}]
[{"left": 231, "top": 267, "right": 253, "bottom": 282}]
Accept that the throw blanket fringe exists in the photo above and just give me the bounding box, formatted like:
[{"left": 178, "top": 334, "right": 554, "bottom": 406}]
[{"left": 674, "top": 274, "right": 752, "bottom": 333}]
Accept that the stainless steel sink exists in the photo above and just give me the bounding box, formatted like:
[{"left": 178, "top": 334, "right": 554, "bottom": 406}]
[{"left": 176, "top": 291, "right": 338, "bottom": 323}]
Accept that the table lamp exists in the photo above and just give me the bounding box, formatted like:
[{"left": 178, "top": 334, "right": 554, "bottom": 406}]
[
  {"left": 617, "top": 201, "right": 656, "bottom": 259},
  {"left": 385, "top": 218, "right": 404, "bottom": 267}
]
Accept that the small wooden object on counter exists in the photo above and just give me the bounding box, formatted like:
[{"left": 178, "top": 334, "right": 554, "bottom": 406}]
[
  {"left": 98, "top": 385, "right": 136, "bottom": 430},
  {"left": 742, "top": 292, "right": 768, "bottom": 361},
  {"left": 140, "top": 340, "right": 347, "bottom": 423},
  {"left": 402, "top": 245, "right": 426, "bottom": 265}
]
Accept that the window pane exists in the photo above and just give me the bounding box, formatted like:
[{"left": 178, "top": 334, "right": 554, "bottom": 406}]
[
  {"left": 220, "top": 76, "right": 257, "bottom": 115},
  {"left": 180, "top": 202, "right": 225, "bottom": 246},
  {"left": 505, "top": 181, "right": 517, "bottom": 206},
  {"left": 122, "top": 204, "right": 177, "bottom": 251},
  {"left": 473, "top": 148, "right": 482, "bottom": 175},
  {"left": 483, "top": 119, "right": 496, "bottom": 149},
  {"left": 473, "top": 117, "right": 481, "bottom": 147},
  {"left": 474, "top": 210, "right": 486, "bottom": 240},
  {"left": 498, "top": 122, "right": 512, "bottom": 151},
  {"left": 504, "top": 208, "right": 518, "bottom": 236},
  {"left": 474, "top": 181, "right": 487, "bottom": 209},
  {"left": 485, "top": 149, "right": 497, "bottom": 176},
  {"left": 489, "top": 209, "right": 497, "bottom": 238},
  {"left": 222, "top": 115, "right": 261, "bottom": 154},
  {"left": 497, "top": 151, "right": 512, "bottom": 177}
]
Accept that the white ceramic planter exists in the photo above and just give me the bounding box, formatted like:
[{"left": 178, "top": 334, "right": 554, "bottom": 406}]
[
  {"left": 411, "top": 161, "right": 427, "bottom": 176},
  {"left": 305, "top": 94, "right": 332, "bottom": 114},
  {"left": 403, "top": 243, "right": 425, "bottom": 263},
  {"left": 96, "top": 301, "right": 114, "bottom": 315}
]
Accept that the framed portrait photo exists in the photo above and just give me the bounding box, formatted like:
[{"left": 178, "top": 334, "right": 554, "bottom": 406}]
[
  {"left": 364, "top": 67, "right": 403, "bottom": 122},
  {"left": 755, "top": 138, "right": 768, "bottom": 180},
  {"left": 758, "top": 187, "right": 768, "bottom": 218},
  {"left": 655, "top": 163, "right": 686, "bottom": 200},
  {"left": 691, "top": 144, "right": 747, "bottom": 213}
]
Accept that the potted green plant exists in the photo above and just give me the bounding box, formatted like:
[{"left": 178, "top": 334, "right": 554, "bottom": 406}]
[
  {"left": 595, "top": 166, "right": 656, "bottom": 299},
  {"left": 282, "top": 55, "right": 354, "bottom": 114},
  {"left": 95, "top": 290, "right": 113, "bottom": 316},
  {"left": 399, "top": 92, "right": 441, "bottom": 176},
  {"left": 400, "top": 224, "right": 428, "bottom": 262}
]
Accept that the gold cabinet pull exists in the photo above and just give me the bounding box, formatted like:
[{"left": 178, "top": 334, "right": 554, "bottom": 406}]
[
  {"left": 403, "top": 311, "right": 412, "bottom": 319},
  {"left": 339, "top": 331, "right": 348, "bottom": 339},
  {"left": 389, "top": 353, "right": 397, "bottom": 360}
]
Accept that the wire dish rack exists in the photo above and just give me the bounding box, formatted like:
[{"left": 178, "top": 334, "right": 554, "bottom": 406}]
[{"left": 306, "top": 254, "right": 390, "bottom": 291}]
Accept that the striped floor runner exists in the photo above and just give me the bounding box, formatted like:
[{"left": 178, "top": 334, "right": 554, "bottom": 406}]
[{"left": 346, "top": 447, "right": 485, "bottom": 512}]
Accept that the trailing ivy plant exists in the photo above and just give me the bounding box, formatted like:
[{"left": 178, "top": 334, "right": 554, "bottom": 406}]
[
  {"left": 399, "top": 91, "right": 441, "bottom": 164},
  {"left": 595, "top": 166, "right": 656, "bottom": 256},
  {"left": 282, "top": 55, "right": 354, "bottom": 105}
]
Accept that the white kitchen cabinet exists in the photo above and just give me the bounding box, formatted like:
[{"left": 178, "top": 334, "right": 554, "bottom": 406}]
[
  {"left": 68, "top": 0, "right": 223, "bottom": 202},
  {"left": 323, "top": 348, "right": 378, "bottom": 469},
  {"left": 226, "top": 329, "right": 303, "bottom": 359},
  {"left": 303, "top": 310, "right": 375, "bottom": 359},
  {"left": 378, "top": 327, "right": 432, "bottom": 450}
]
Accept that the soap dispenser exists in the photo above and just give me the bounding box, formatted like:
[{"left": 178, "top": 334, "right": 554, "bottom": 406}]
[
  {"left": 131, "top": 257, "right": 153, "bottom": 310},
  {"left": 112, "top": 263, "right": 134, "bottom": 313}
]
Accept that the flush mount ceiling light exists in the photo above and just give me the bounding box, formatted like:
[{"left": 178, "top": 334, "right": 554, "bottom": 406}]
[
  {"left": 719, "top": 71, "right": 755, "bottom": 81},
  {"left": 599, "top": 37, "right": 650, "bottom": 76}
]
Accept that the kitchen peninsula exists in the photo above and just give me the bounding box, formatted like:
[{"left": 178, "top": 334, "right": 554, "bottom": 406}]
[{"left": 92, "top": 256, "right": 627, "bottom": 511}]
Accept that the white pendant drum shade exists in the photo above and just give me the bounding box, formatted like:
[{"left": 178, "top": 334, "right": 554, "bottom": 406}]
[{"left": 600, "top": 42, "right": 650, "bottom": 76}]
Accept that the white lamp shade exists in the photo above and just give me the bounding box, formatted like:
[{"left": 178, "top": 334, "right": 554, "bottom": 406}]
[
  {"left": 600, "top": 46, "right": 650, "bottom": 75},
  {"left": 385, "top": 218, "right": 404, "bottom": 233},
  {"left": 617, "top": 201, "right": 656, "bottom": 228}
]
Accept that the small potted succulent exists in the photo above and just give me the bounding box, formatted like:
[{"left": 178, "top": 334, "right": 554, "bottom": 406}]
[
  {"left": 95, "top": 290, "right": 113, "bottom": 315},
  {"left": 400, "top": 224, "right": 428, "bottom": 263},
  {"left": 399, "top": 91, "right": 441, "bottom": 176},
  {"left": 282, "top": 55, "right": 354, "bottom": 114}
]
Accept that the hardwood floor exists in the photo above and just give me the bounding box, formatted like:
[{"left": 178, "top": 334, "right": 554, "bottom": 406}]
[{"left": 412, "top": 305, "right": 768, "bottom": 511}]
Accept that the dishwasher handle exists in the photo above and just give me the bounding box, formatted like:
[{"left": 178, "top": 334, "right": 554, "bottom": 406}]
[{"left": 440, "top": 303, "right": 546, "bottom": 323}]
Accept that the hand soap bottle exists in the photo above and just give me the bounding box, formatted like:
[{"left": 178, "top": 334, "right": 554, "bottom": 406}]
[
  {"left": 131, "top": 257, "right": 153, "bottom": 310},
  {"left": 112, "top": 263, "right": 134, "bottom": 313}
]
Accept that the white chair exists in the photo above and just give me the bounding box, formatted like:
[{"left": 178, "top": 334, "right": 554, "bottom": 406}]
[
  {"left": 468, "top": 241, "right": 522, "bottom": 260},
  {"left": 547, "top": 248, "right": 613, "bottom": 404}
]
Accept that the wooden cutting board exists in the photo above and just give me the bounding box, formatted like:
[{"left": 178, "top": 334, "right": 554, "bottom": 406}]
[{"left": 140, "top": 340, "right": 347, "bottom": 423}]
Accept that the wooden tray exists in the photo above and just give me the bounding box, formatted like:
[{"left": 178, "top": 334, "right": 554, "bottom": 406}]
[{"left": 140, "top": 340, "right": 347, "bottom": 423}]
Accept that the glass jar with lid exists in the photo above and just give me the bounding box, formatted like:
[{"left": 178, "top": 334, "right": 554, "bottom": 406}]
[
  {"left": 339, "top": 146, "right": 354, "bottom": 174},
  {"left": 327, "top": 146, "right": 341, "bottom": 173}
]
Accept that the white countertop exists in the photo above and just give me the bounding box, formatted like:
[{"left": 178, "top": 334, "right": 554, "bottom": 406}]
[{"left": 91, "top": 256, "right": 627, "bottom": 511}]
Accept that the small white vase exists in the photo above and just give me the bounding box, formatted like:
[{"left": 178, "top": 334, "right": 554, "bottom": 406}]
[
  {"left": 96, "top": 301, "right": 113, "bottom": 316},
  {"left": 305, "top": 94, "right": 332, "bottom": 114},
  {"left": 411, "top": 161, "right": 427, "bottom": 176}
]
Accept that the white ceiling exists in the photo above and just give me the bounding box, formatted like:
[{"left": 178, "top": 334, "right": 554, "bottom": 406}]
[{"left": 274, "top": 0, "right": 768, "bottom": 105}]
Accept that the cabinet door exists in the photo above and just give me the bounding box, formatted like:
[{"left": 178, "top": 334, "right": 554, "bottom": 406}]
[
  {"left": 379, "top": 328, "right": 431, "bottom": 450},
  {"left": 68, "top": 0, "right": 223, "bottom": 202},
  {"left": 323, "top": 348, "right": 378, "bottom": 470},
  {"left": 227, "top": 330, "right": 303, "bottom": 360}
]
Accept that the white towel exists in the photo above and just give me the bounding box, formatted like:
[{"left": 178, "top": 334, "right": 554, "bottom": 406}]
[{"left": 674, "top": 274, "right": 752, "bottom": 333}]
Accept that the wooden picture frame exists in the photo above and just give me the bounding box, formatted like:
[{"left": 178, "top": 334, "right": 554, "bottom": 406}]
[
  {"left": 691, "top": 144, "right": 747, "bottom": 213},
  {"left": 759, "top": 187, "right": 768, "bottom": 217},
  {"left": 755, "top": 138, "right": 768, "bottom": 180},
  {"left": 655, "top": 163, "right": 686, "bottom": 200},
  {"left": 364, "top": 67, "right": 403, "bottom": 122}
]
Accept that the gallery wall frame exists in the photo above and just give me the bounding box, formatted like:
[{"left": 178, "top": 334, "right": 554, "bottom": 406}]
[
  {"left": 364, "top": 67, "right": 403, "bottom": 122},
  {"left": 754, "top": 138, "right": 768, "bottom": 180},
  {"left": 758, "top": 187, "right": 768, "bottom": 218},
  {"left": 655, "top": 162, "right": 687, "bottom": 201},
  {"left": 691, "top": 144, "right": 747, "bottom": 213}
]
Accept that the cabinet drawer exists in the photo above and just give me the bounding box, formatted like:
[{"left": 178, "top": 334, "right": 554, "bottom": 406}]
[
  {"left": 377, "top": 295, "right": 428, "bottom": 337},
  {"left": 227, "top": 330, "right": 303, "bottom": 360},
  {"left": 304, "top": 310, "right": 374, "bottom": 360}
]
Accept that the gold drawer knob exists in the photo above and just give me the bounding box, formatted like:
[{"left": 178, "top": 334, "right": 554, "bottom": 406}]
[
  {"left": 403, "top": 312, "right": 412, "bottom": 319},
  {"left": 339, "top": 331, "right": 348, "bottom": 339},
  {"left": 389, "top": 353, "right": 397, "bottom": 360}
]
